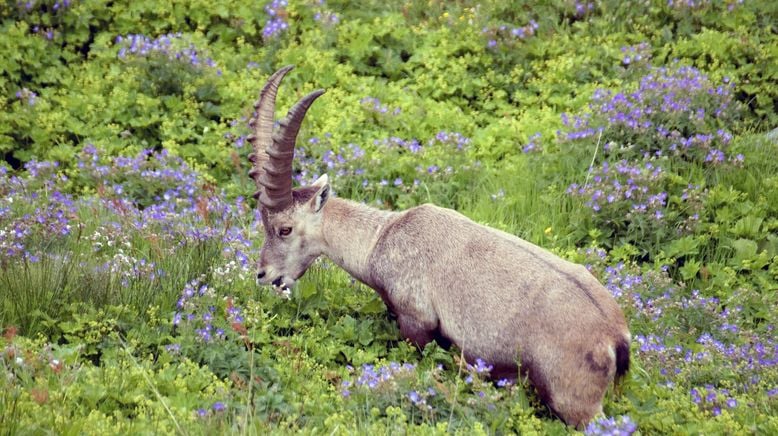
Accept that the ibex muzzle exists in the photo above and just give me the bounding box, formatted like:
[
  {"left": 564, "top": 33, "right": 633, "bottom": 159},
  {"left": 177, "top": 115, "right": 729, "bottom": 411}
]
[{"left": 248, "top": 66, "right": 630, "bottom": 428}]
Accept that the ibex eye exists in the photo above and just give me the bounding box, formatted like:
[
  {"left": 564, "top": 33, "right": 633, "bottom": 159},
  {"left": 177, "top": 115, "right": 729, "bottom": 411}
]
[{"left": 279, "top": 227, "right": 293, "bottom": 237}]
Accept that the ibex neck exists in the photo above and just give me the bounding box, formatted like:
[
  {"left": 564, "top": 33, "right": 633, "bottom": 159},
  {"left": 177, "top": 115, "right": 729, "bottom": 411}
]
[{"left": 321, "top": 197, "right": 396, "bottom": 285}]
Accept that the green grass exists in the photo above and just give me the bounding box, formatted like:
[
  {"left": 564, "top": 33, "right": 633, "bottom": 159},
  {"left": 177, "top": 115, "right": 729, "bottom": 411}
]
[{"left": 2, "top": 0, "right": 777, "bottom": 434}]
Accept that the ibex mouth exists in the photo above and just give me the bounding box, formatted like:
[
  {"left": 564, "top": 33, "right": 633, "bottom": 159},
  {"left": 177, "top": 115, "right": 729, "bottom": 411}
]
[{"left": 271, "top": 276, "right": 292, "bottom": 299}]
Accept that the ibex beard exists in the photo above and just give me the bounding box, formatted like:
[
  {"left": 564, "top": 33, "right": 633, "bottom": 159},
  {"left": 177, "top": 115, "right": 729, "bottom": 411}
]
[{"left": 248, "top": 65, "right": 631, "bottom": 429}]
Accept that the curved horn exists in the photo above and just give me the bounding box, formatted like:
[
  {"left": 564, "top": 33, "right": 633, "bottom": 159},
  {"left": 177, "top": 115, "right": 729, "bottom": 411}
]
[
  {"left": 259, "top": 89, "right": 326, "bottom": 212},
  {"left": 248, "top": 65, "right": 294, "bottom": 202}
]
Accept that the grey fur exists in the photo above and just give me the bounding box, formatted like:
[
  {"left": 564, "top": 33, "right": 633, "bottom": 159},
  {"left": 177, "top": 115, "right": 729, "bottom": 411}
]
[{"left": 251, "top": 68, "right": 630, "bottom": 428}]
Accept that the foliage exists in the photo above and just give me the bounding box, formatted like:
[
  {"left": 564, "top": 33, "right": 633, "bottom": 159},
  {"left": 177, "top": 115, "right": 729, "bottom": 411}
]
[{"left": 1, "top": 0, "right": 777, "bottom": 434}]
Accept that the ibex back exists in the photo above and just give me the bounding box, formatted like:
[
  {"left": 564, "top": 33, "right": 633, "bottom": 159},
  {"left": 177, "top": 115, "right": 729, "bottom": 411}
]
[{"left": 247, "top": 66, "right": 630, "bottom": 428}]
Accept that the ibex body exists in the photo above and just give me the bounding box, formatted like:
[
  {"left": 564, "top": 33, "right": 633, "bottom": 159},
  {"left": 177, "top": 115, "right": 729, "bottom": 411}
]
[{"left": 248, "top": 66, "right": 630, "bottom": 428}]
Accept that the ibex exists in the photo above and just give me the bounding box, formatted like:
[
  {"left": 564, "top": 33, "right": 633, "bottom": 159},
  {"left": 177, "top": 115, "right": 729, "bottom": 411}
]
[{"left": 248, "top": 66, "right": 630, "bottom": 428}]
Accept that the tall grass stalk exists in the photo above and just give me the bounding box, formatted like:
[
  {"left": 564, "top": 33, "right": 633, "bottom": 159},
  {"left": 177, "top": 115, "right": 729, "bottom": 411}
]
[{"left": 120, "top": 336, "right": 186, "bottom": 436}]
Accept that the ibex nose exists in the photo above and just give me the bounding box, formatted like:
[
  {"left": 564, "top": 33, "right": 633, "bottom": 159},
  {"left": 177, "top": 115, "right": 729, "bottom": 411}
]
[{"left": 257, "top": 270, "right": 266, "bottom": 280}]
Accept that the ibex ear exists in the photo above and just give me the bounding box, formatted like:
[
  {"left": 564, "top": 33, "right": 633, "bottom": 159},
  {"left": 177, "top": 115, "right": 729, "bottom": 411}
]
[{"left": 309, "top": 174, "right": 330, "bottom": 213}]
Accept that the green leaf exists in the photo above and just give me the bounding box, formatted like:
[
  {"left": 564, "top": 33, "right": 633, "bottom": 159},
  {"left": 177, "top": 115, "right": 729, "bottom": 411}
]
[
  {"left": 663, "top": 236, "right": 700, "bottom": 258},
  {"left": 679, "top": 258, "right": 701, "bottom": 281},
  {"left": 359, "top": 296, "right": 386, "bottom": 315},
  {"left": 732, "top": 216, "right": 763, "bottom": 239},
  {"left": 729, "top": 238, "right": 758, "bottom": 267}
]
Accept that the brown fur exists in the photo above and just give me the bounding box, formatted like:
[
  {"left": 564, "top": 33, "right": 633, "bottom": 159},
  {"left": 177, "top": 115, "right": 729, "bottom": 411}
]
[
  {"left": 251, "top": 68, "right": 630, "bottom": 428},
  {"left": 259, "top": 178, "right": 629, "bottom": 428}
]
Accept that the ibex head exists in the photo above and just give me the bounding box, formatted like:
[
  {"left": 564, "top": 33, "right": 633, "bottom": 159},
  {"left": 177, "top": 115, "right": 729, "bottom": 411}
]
[{"left": 248, "top": 66, "right": 329, "bottom": 294}]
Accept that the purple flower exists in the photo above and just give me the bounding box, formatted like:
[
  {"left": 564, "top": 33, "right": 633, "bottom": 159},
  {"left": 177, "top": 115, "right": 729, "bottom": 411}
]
[
  {"left": 15, "top": 88, "right": 37, "bottom": 106},
  {"left": 114, "top": 33, "right": 220, "bottom": 72},
  {"left": 469, "top": 358, "right": 494, "bottom": 374},
  {"left": 408, "top": 390, "right": 423, "bottom": 405},
  {"left": 585, "top": 415, "right": 637, "bottom": 435}
]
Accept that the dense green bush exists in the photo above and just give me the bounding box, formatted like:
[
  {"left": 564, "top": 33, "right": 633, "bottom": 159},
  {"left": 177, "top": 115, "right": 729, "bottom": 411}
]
[{"left": 1, "top": 0, "right": 776, "bottom": 434}]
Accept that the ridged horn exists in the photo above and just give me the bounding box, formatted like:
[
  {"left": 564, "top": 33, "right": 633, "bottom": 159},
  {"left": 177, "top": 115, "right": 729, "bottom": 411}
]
[
  {"left": 258, "top": 88, "right": 326, "bottom": 212},
  {"left": 248, "top": 65, "right": 294, "bottom": 203}
]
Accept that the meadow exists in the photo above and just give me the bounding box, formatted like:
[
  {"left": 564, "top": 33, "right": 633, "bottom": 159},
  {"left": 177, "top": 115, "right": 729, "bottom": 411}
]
[{"left": 1, "top": 0, "right": 776, "bottom": 434}]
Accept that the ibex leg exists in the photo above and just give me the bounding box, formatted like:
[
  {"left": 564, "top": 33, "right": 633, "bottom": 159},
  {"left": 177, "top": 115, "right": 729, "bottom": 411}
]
[{"left": 396, "top": 314, "right": 436, "bottom": 348}]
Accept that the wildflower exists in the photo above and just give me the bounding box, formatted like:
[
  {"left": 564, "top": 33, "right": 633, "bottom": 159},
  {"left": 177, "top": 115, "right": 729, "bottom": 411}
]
[
  {"left": 263, "top": 0, "right": 289, "bottom": 39},
  {"left": 584, "top": 415, "right": 637, "bottom": 435},
  {"left": 114, "top": 33, "right": 220, "bottom": 72},
  {"left": 491, "top": 189, "right": 505, "bottom": 201},
  {"left": 469, "top": 358, "right": 494, "bottom": 374},
  {"left": 15, "top": 88, "right": 37, "bottom": 106},
  {"left": 408, "top": 390, "right": 424, "bottom": 405}
]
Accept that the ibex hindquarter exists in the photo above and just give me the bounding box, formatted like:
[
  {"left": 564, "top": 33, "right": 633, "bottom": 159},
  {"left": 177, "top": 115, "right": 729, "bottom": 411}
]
[{"left": 247, "top": 66, "right": 630, "bottom": 428}]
